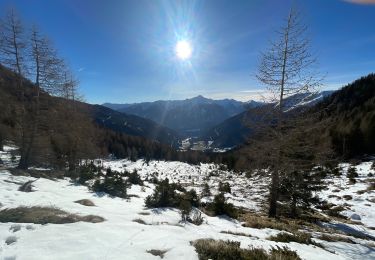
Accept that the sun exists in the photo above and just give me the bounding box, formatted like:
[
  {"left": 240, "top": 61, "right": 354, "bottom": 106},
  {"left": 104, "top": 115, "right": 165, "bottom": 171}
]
[{"left": 175, "top": 40, "right": 192, "bottom": 60}]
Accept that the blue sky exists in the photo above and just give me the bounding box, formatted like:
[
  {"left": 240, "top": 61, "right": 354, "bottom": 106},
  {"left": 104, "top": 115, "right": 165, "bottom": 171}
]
[{"left": 1, "top": 0, "right": 375, "bottom": 104}]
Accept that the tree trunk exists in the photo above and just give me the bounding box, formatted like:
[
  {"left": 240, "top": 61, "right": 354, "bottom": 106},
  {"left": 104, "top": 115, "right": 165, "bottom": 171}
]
[
  {"left": 17, "top": 80, "right": 30, "bottom": 170},
  {"left": 268, "top": 10, "right": 291, "bottom": 218},
  {"left": 268, "top": 170, "right": 279, "bottom": 217},
  {"left": 18, "top": 147, "right": 29, "bottom": 169},
  {"left": 20, "top": 83, "right": 41, "bottom": 170}
]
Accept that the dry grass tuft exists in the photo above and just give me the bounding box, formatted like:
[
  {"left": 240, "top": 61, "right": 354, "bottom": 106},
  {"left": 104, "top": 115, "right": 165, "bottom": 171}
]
[
  {"left": 241, "top": 214, "right": 302, "bottom": 233},
  {"left": 146, "top": 249, "right": 168, "bottom": 258},
  {"left": 192, "top": 239, "right": 301, "bottom": 260},
  {"left": 268, "top": 232, "right": 321, "bottom": 247},
  {"left": 0, "top": 206, "right": 104, "bottom": 224},
  {"left": 74, "top": 199, "right": 96, "bottom": 207},
  {"left": 220, "top": 230, "right": 255, "bottom": 238},
  {"left": 241, "top": 213, "right": 331, "bottom": 235},
  {"left": 9, "top": 168, "right": 65, "bottom": 180},
  {"left": 132, "top": 218, "right": 148, "bottom": 225},
  {"left": 318, "top": 234, "right": 355, "bottom": 244},
  {"left": 366, "top": 181, "right": 375, "bottom": 191},
  {"left": 138, "top": 211, "right": 151, "bottom": 216},
  {"left": 326, "top": 205, "right": 347, "bottom": 219}
]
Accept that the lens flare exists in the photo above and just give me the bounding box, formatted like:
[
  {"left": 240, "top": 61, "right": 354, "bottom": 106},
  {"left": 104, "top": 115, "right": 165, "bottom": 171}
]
[{"left": 175, "top": 40, "right": 192, "bottom": 60}]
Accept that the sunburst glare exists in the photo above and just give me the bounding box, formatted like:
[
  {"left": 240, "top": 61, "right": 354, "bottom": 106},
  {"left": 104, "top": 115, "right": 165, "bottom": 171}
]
[{"left": 175, "top": 40, "right": 192, "bottom": 60}]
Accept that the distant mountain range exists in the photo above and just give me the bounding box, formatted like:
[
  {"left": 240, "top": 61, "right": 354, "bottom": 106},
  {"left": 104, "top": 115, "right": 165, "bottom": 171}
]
[
  {"left": 200, "top": 91, "right": 335, "bottom": 149},
  {"left": 103, "top": 95, "right": 263, "bottom": 136},
  {"left": 103, "top": 91, "right": 335, "bottom": 149}
]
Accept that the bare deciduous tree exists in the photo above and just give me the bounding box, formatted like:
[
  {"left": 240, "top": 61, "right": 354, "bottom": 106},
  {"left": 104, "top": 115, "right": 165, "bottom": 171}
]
[
  {"left": 257, "top": 8, "right": 322, "bottom": 110},
  {"left": 256, "top": 8, "right": 323, "bottom": 218},
  {"left": 0, "top": 9, "right": 27, "bottom": 84},
  {"left": 0, "top": 9, "right": 30, "bottom": 169},
  {"left": 53, "top": 66, "right": 87, "bottom": 170},
  {"left": 30, "top": 25, "right": 64, "bottom": 96},
  {"left": 0, "top": 8, "right": 95, "bottom": 170},
  {"left": 17, "top": 26, "right": 66, "bottom": 168}
]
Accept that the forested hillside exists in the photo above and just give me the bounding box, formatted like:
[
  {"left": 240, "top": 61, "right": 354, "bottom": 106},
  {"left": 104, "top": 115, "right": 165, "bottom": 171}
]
[
  {"left": 317, "top": 74, "right": 375, "bottom": 157},
  {"left": 0, "top": 64, "right": 212, "bottom": 168},
  {"left": 88, "top": 104, "right": 180, "bottom": 147},
  {"left": 219, "top": 74, "right": 375, "bottom": 170}
]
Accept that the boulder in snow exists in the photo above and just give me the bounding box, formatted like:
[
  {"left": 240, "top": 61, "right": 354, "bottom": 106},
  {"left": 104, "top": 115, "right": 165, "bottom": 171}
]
[{"left": 351, "top": 213, "right": 361, "bottom": 221}]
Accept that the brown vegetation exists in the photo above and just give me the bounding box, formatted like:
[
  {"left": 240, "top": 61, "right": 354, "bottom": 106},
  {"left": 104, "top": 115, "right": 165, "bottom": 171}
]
[
  {"left": 192, "top": 239, "right": 301, "bottom": 260},
  {"left": 74, "top": 199, "right": 96, "bottom": 207},
  {"left": 0, "top": 206, "right": 104, "bottom": 224},
  {"left": 132, "top": 218, "right": 148, "bottom": 225},
  {"left": 146, "top": 249, "right": 168, "bottom": 259},
  {"left": 267, "top": 232, "right": 319, "bottom": 246},
  {"left": 318, "top": 234, "right": 355, "bottom": 244}
]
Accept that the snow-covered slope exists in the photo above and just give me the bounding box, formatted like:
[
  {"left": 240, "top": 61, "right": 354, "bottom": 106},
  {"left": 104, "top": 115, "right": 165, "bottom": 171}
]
[
  {"left": 0, "top": 147, "right": 374, "bottom": 260},
  {"left": 319, "top": 162, "right": 375, "bottom": 231}
]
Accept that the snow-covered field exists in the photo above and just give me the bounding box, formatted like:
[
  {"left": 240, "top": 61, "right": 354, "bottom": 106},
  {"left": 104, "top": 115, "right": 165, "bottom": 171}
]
[
  {"left": 307, "top": 161, "right": 375, "bottom": 259},
  {"left": 319, "top": 162, "right": 375, "bottom": 238},
  {"left": 101, "top": 159, "right": 268, "bottom": 211},
  {"left": 0, "top": 145, "right": 375, "bottom": 260}
]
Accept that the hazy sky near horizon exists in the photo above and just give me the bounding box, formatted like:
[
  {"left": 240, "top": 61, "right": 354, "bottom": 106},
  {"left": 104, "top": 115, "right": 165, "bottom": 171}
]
[{"left": 1, "top": 0, "right": 375, "bottom": 104}]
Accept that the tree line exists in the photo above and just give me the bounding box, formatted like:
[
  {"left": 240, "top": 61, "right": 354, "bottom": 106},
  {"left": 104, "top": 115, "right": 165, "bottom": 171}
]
[{"left": 0, "top": 8, "right": 89, "bottom": 169}]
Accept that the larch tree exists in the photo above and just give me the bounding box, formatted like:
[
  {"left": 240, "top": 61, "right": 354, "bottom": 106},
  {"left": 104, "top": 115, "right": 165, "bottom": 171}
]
[
  {"left": 51, "top": 66, "right": 95, "bottom": 171},
  {"left": 0, "top": 9, "right": 96, "bottom": 169},
  {"left": 0, "top": 9, "right": 30, "bottom": 169},
  {"left": 256, "top": 8, "right": 322, "bottom": 218},
  {"left": 0, "top": 9, "right": 27, "bottom": 82},
  {"left": 22, "top": 25, "right": 65, "bottom": 166},
  {"left": 30, "top": 25, "right": 64, "bottom": 96}
]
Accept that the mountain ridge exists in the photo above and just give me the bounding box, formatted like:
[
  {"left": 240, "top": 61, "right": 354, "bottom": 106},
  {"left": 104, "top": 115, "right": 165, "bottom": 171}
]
[
  {"left": 87, "top": 104, "right": 180, "bottom": 147},
  {"left": 201, "top": 90, "right": 336, "bottom": 149},
  {"left": 103, "top": 95, "right": 263, "bottom": 136}
]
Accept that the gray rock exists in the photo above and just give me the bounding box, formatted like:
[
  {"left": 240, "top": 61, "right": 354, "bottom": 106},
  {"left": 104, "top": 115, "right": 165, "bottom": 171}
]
[
  {"left": 26, "top": 225, "right": 35, "bottom": 230},
  {"left": 351, "top": 213, "right": 361, "bottom": 221},
  {"left": 5, "top": 236, "right": 17, "bottom": 245},
  {"left": 18, "top": 180, "right": 36, "bottom": 192},
  {"left": 4, "top": 256, "right": 16, "bottom": 260},
  {"left": 10, "top": 224, "right": 21, "bottom": 232}
]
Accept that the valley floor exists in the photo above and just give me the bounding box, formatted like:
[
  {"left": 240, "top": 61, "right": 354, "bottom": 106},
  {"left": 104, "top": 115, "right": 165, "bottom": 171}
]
[{"left": 0, "top": 145, "right": 374, "bottom": 260}]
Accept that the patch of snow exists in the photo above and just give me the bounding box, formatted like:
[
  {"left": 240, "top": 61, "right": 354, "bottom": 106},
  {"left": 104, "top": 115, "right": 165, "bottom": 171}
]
[{"left": 0, "top": 147, "right": 374, "bottom": 259}]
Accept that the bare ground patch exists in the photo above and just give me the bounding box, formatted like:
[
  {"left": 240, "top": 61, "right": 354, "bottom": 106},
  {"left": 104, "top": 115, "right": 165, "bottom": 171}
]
[
  {"left": 0, "top": 206, "right": 104, "bottom": 224},
  {"left": 74, "top": 199, "right": 96, "bottom": 207},
  {"left": 146, "top": 249, "right": 168, "bottom": 258},
  {"left": 192, "top": 239, "right": 301, "bottom": 260}
]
